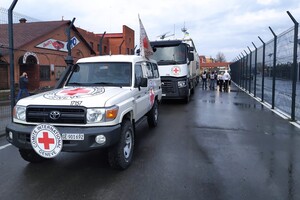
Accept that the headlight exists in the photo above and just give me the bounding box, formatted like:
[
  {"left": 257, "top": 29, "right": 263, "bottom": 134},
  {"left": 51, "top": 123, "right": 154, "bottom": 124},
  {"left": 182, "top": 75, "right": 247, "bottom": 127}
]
[
  {"left": 86, "top": 106, "right": 119, "bottom": 123},
  {"left": 87, "top": 109, "right": 104, "bottom": 123},
  {"left": 13, "top": 105, "right": 26, "bottom": 121},
  {"left": 178, "top": 81, "right": 187, "bottom": 88}
]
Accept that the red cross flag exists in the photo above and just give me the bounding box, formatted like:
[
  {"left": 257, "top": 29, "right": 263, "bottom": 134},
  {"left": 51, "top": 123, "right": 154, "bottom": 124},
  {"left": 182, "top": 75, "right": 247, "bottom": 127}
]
[{"left": 139, "top": 15, "right": 153, "bottom": 58}]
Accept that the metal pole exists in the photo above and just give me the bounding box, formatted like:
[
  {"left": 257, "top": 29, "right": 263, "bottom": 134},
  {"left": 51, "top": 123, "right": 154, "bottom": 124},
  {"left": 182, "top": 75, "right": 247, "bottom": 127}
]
[
  {"left": 55, "top": 18, "right": 76, "bottom": 89},
  {"left": 248, "top": 46, "right": 252, "bottom": 93},
  {"left": 99, "top": 31, "right": 106, "bottom": 55},
  {"left": 244, "top": 50, "right": 249, "bottom": 91},
  {"left": 287, "top": 11, "right": 298, "bottom": 121},
  {"left": 269, "top": 26, "right": 277, "bottom": 109},
  {"left": 241, "top": 52, "right": 245, "bottom": 89},
  {"left": 8, "top": 0, "right": 18, "bottom": 117},
  {"left": 252, "top": 42, "right": 258, "bottom": 97},
  {"left": 119, "top": 40, "right": 125, "bottom": 54},
  {"left": 65, "top": 17, "right": 76, "bottom": 66},
  {"left": 239, "top": 55, "right": 243, "bottom": 86},
  {"left": 258, "top": 36, "right": 265, "bottom": 102}
]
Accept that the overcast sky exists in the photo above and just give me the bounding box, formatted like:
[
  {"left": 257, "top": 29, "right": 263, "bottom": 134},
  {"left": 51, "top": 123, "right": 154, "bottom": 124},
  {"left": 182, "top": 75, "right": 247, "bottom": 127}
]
[{"left": 2, "top": 0, "right": 300, "bottom": 61}]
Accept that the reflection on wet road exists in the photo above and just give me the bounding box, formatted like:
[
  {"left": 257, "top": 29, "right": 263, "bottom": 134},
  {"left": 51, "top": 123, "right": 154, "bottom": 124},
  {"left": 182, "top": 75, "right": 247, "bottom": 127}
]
[{"left": 0, "top": 84, "right": 299, "bottom": 200}]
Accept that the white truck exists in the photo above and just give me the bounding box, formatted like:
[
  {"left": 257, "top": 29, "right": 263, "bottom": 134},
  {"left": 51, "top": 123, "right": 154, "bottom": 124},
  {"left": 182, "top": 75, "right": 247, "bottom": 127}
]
[
  {"left": 150, "top": 38, "right": 200, "bottom": 103},
  {"left": 6, "top": 55, "right": 162, "bottom": 170}
]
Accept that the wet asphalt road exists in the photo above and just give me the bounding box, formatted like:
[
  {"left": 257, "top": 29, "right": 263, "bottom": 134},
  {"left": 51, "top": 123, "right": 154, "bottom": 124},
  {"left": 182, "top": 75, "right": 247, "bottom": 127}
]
[{"left": 0, "top": 84, "right": 300, "bottom": 200}]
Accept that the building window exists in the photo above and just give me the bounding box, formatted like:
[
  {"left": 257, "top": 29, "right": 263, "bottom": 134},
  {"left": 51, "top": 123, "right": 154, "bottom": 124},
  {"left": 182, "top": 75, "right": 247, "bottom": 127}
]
[{"left": 40, "top": 65, "right": 50, "bottom": 81}]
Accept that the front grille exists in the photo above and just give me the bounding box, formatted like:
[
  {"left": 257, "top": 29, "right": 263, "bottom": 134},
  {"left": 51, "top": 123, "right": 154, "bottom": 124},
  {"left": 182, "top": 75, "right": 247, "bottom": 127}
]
[
  {"left": 26, "top": 106, "right": 86, "bottom": 124},
  {"left": 162, "top": 80, "right": 175, "bottom": 94}
]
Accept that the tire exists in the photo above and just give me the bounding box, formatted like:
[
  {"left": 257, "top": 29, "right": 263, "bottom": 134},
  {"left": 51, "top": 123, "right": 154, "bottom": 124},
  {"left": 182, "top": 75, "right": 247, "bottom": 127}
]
[
  {"left": 19, "top": 149, "right": 47, "bottom": 163},
  {"left": 147, "top": 100, "right": 158, "bottom": 128},
  {"left": 184, "top": 88, "right": 191, "bottom": 104},
  {"left": 108, "top": 119, "right": 134, "bottom": 170}
]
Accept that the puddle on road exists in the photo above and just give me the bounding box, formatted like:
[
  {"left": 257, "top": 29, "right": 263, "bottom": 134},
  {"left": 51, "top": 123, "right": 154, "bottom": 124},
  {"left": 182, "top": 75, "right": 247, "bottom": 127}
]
[
  {"left": 233, "top": 102, "right": 263, "bottom": 109},
  {"left": 202, "top": 99, "right": 217, "bottom": 104}
]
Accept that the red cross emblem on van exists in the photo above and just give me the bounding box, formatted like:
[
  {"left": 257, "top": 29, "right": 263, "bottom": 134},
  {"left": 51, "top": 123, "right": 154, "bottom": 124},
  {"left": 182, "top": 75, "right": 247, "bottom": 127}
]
[{"left": 172, "top": 66, "right": 181, "bottom": 75}]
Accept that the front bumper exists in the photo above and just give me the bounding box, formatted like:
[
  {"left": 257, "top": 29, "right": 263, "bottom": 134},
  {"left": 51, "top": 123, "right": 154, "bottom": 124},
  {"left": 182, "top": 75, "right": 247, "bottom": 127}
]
[
  {"left": 161, "top": 76, "right": 189, "bottom": 100},
  {"left": 6, "top": 123, "right": 121, "bottom": 152}
]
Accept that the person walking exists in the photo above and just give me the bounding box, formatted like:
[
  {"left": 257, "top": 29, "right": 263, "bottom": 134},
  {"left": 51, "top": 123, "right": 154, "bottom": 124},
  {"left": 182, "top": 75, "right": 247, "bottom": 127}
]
[
  {"left": 16, "top": 72, "right": 30, "bottom": 101},
  {"left": 209, "top": 71, "right": 216, "bottom": 90},
  {"left": 223, "top": 70, "right": 231, "bottom": 92},
  {"left": 201, "top": 71, "right": 208, "bottom": 89},
  {"left": 217, "top": 71, "right": 223, "bottom": 91}
]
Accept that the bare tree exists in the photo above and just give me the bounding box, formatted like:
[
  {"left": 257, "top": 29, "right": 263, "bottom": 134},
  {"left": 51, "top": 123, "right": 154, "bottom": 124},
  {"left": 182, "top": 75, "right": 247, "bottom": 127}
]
[{"left": 215, "top": 52, "right": 226, "bottom": 62}]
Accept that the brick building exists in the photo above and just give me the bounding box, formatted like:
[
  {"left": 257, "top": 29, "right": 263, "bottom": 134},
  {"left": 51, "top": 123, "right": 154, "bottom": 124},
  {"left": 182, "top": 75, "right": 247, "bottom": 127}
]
[
  {"left": 199, "top": 55, "right": 231, "bottom": 72},
  {"left": 0, "top": 19, "right": 135, "bottom": 91}
]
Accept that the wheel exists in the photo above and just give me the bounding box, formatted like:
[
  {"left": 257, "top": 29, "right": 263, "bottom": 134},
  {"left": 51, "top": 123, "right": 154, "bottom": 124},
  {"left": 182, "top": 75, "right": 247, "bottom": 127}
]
[
  {"left": 184, "top": 88, "right": 191, "bottom": 103},
  {"left": 108, "top": 119, "right": 134, "bottom": 170},
  {"left": 147, "top": 100, "right": 158, "bottom": 128},
  {"left": 19, "top": 149, "right": 47, "bottom": 163}
]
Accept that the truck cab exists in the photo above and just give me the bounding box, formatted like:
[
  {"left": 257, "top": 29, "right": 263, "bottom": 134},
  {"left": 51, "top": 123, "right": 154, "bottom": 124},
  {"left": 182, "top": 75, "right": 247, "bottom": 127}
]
[{"left": 150, "top": 39, "right": 199, "bottom": 103}]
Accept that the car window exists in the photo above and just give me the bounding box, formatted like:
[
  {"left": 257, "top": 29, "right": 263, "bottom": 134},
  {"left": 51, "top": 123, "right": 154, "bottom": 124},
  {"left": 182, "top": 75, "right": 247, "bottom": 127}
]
[
  {"left": 151, "top": 63, "right": 159, "bottom": 78},
  {"left": 143, "top": 62, "right": 154, "bottom": 78}
]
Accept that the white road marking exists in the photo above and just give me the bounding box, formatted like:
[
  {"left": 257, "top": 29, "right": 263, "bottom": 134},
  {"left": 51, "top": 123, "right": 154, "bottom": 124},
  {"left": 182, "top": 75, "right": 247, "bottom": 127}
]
[{"left": 0, "top": 143, "right": 12, "bottom": 150}]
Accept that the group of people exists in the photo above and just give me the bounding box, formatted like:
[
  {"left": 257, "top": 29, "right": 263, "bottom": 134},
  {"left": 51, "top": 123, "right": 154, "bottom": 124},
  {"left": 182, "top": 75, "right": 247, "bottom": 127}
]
[{"left": 201, "top": 70, "right": 231, "bottom": 92}]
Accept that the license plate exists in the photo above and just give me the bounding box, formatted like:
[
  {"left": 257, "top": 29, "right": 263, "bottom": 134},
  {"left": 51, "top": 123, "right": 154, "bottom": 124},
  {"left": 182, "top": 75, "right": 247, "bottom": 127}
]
[{"left": 62, "top": 133, "right": 84, "bottom": 141}]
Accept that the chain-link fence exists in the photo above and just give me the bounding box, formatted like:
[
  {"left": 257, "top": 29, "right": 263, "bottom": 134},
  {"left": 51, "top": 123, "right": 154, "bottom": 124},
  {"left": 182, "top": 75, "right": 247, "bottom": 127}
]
[
  {"left": 230, "top": 20, "right": 300, "bottom": 122},
  {"left": 0, "top": 7, "right": 39, "bottom": 24},
  {"left": 0, "top": 8, "right": 40, "bottom": 136}
]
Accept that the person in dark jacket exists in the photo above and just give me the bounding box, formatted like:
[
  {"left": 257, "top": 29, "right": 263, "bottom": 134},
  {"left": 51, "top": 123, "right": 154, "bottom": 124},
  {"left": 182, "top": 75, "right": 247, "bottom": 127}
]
[{"left": 16, "top": 72, "right": 29, "bottom": 101}]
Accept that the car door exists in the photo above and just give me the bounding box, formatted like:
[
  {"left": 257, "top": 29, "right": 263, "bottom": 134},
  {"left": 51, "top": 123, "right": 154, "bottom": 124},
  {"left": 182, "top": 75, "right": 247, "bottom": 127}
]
[
  {"left": 150, "top": 62, "right": 162, "bottom": 101},
  {"left": 133, "top": 62, "right": 149, "bottom": 120}
]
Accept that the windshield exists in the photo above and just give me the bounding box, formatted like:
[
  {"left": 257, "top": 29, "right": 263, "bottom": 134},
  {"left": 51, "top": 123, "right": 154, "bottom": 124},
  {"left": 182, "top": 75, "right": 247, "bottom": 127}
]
[
  {"left": 150, "top": 43, "right": 187, "bottom": 65},
  {"left": 66, "top": 62, "right": 132, "bottom": 87}
]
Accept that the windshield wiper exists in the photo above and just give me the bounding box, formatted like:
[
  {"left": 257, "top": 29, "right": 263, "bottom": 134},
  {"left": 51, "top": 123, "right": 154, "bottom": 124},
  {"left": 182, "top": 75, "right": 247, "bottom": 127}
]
[
  {"left": 158, "top": 60, "right": 177, "bottom": 64},
  {"left": 67, "top": 82, "right": 84, "bottom": 86},
  {"left": 92, "top": 82, "right": 114, "bottom": 85},
  {"left": 93, "top": 82, "right": 124, "bottom": 88}
]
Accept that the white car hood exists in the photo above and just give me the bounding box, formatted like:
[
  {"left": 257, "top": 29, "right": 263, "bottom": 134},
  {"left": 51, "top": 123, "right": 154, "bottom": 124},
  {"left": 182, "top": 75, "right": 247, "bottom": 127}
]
[{"left": 17, "top": 87, "right": 130, "bottom": 107}]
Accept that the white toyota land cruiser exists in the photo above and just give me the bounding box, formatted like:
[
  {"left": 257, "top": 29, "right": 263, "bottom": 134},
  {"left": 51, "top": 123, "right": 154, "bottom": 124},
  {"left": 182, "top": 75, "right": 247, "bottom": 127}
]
[{"left": 6, "top": 55, "right": 162, "bottom": 170}]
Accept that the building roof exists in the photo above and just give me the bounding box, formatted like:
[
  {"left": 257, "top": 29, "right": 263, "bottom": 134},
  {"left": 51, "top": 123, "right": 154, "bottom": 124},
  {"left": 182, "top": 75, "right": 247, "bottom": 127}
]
[
  {"left": 201, "top": 62, "right": 231, "bottom": 68},
  {"left": 0, "top": 20, "right": 95, "bottom": 56}
]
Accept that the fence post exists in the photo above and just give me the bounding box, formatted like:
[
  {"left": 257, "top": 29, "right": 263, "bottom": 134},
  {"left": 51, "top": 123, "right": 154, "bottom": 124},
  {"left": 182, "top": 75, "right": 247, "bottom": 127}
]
[
  {"left": 241, "top": 52, "right": 245, "bottom": 89},
  {"left": 99, "top": 31, "right": 106, "bottom": 55},
  {"left": 239, "top": 55, "right": 243, "bottom": 86},
  {"left": 244, "top": 50, "right": 248, "bottom": 92},
  {"left": 258, "top": 36, "right": 265, "bottom": 102},
  {"left": 269, "top": 26, "right": 277, "bottom": 109},
  {"left": 8, "top": 0, "right": 18, "bottom": 119},
  {"left": 287, "top": 11, "right": 298, "bottom": 121},
  {"left": 248, "top": 46, "right": 252, "bottom": 93},
  {"left": 252, "top": 42, "right": 258, "bottom": 97}
]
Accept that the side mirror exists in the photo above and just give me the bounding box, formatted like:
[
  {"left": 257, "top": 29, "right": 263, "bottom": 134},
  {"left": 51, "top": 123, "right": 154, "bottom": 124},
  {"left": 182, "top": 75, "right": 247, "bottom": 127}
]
[
  {"left": 188, "top": 46, "right": 194, "bottom": 51},
  {"left": 188, "top": 52, "right": 194, "bottom": 62},
  {"left": 140, "top": 77, "right": 148, "bottom": 87},
  {"left": 135, "top": 77, "right": 148, "bottom": 90}
]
